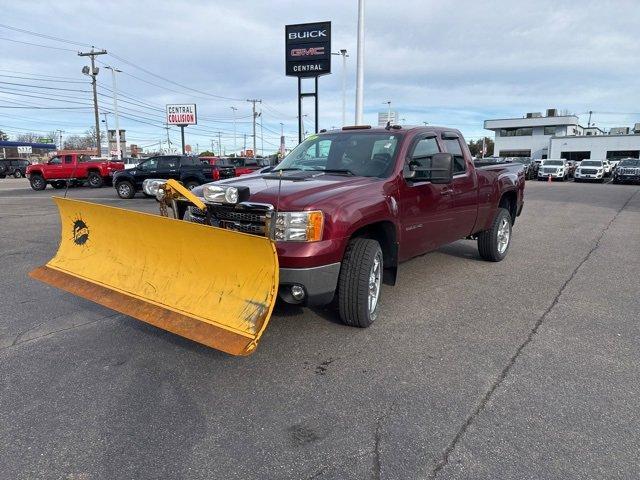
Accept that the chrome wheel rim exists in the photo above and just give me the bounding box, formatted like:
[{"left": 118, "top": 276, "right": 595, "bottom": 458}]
[
  {"left": 497, "top": 217, "right": 511, "bottom": 254},
  {"left": 118, "top": 184, "right": 131, "bottom": 197},
  {"left": 368, "top": 251, "right": 382, "bottom": 315}
]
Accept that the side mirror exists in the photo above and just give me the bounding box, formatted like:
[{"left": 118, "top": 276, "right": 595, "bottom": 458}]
[{"left": 405, "top": 152, "right": 453, "bottom": 184}]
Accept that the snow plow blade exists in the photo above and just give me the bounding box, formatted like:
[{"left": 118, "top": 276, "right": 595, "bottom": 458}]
[{"left": 30, "top": 197, "right": 279, "bottom": 356}]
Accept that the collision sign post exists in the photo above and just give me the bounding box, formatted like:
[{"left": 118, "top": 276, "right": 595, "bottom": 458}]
[
  {"left": 166, "top": 104, "right": 197, "bottom": 154},
  {"left": 285, "top": 21, "right": 331, "bottom": 143}
]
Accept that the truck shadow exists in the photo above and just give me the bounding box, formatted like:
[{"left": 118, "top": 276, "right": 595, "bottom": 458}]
[{"left": 434, "top": 241, "right": 484, "bottom": 261}]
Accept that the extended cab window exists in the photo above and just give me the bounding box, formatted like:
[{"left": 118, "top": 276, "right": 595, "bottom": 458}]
[
  {"left": 139, "top": 158, "right": 158, "bottom": 170},
  {"left": 443, "top": 138, "right": 466, "bottom": 174},
  {"left": 64, "top": 155, "right": 73, "bottom": 164},
  {"left": 48, "top": 156, "right": 62, "bottom": 165},
  {"left": 158, "top": 157, "right": 179, "bottom": 170}
]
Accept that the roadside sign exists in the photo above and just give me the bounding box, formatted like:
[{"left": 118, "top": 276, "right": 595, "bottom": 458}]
[
  {"left": 38, "top": 137, "right": 53, "bottom": 143},
  {"left": 166, "top": 104, "right": 197, "bottom": 125},
  {"left": 285, "top": 22, "right": 331, "bottom": 77},
  {"left": 17, "top": 146, "right": 32, "bottom": 154}
]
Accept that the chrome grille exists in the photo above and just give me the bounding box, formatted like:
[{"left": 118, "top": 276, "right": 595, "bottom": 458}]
[
  {"left": 186, "top": 203, "right": 270, "bottom": 236},
  {"left": 581, "top": 168, "right": 598, "bottom": 174},
  {"left": 620, "top": 168, "right": 639, "bottom": 175},
  {"left": 542, "top": 168, "right": 558, "bottom": 174}
]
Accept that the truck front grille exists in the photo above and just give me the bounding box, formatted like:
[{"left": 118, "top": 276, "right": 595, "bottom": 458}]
[
  {"left": 187, "top": 203, "right": 271, "bottom": 236},
  {"left": 542, "top": 168, "right": 558, "bottom": 174},
  {"left": 620, "top": 168, "right": 639, "bottom": 175},
  {"left": 581, "top": 168, "right": 598, "bottom": 174}
]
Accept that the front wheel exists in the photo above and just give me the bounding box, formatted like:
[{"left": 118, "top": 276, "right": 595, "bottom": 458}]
[
  {"left": 184, "top": 180, "right": 199, "bottom": 190},
  {"left": 116, "top": 180, "right": 135, "bottom": 199},
  {"left": 87, "top": 172, "right": 104, "bottom": 188},
  {"left": 13, "top": 170, "right": 23, "bottom": 178},
  {"left": 30, "top": 175, "right": 46, "bottom": 190},
  {"left": 337, "top": 238, "right": 383, "bottom": 328},
  {"left": 477, "top": 208, "right": 512, "bottom": 262}
]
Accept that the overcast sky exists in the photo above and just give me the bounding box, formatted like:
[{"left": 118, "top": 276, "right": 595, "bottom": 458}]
[{"left": 1, "top": 0, "right": 639, "bottom": 152}]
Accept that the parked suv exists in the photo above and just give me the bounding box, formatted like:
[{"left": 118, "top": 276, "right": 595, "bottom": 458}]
[
  {"left": 0, "top": 158, "right": 30, "bottom": 178},
  {"left": 612, "top": 158, "right": 640, "bottom": 184},
  {"left": 112, "top": 155, "right": 213, "bottom": 198},
  {"left": 574, "top": 160, "right": 605, "bottom": 182},
  {"left": 538, "top": 159, "right": 569, "bottom": 181}
]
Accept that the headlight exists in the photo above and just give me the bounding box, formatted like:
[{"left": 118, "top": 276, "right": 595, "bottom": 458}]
[
  {"left": 142, "top": 179, "right": 165, "bottom": 197},
  {"left": 272, "top": 211, "right": 324, "bottom": 242},
  {"left": 203, "top": 185, "right": 239, "bottom": 204}
]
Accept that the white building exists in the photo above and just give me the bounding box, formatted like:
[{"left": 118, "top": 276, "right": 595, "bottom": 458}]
[{"left": 484, "top": 109, "right": 640, "bottom": 161}]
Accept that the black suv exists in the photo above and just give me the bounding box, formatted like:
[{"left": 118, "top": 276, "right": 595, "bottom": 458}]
[
  {"left": 0, "top": 158, "right": 30, "bottom": 178},
  {"left": 112, "top": 155, "right": 213, "bottom": 199}
]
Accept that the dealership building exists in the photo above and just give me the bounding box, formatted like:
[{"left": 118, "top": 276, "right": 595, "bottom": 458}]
[{"left": 484, "top": 109, "right": 640, "bottom": 161}]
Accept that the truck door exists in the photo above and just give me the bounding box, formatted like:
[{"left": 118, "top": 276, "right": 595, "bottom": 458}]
[
  {"left": 156, "top": 156, "right": 180, "bottom": 180},
  {"left": 442, "top": 132, "right": 478, "bottom": 239},
  {"left": 134, "top": 157, "right": 159, "bottom": 187},
  {"left": 46, "top": 156, "right": 64, "bottom": 179},
  {"left": 398, "top": 133, "right": 455, "bottom": 259},
  {"left": 61, "top": 154, "right": 75, "bottom": 179}
]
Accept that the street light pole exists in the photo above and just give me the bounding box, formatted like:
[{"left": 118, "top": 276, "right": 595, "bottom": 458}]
[
  {"left": 230, "top": 106, "right": 237, "bottom": 155},
  {"left": 355, "top": 0, "right": 365, "bottom": 125},
  {"left": 332, "top": 49, "right": 349, "bottom": 126},
  {"left": 105, "top": 66, "right": 122, "bottom": 160},
  {"left": 78, "top": 48, "right": 107, "bottom": 155},
  {"left": 385, "top": 100, "right": 391, "bottom": 125}
]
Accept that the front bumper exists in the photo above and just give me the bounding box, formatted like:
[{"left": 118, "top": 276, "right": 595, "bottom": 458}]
[
  {"left": 279, "top": 262, "right": 341, "bottom": 306},
  {"left": 575, "top": 172, "right": 603, "bottom": 180},
  {"left": 538, "top": 172, "right": 565, "bottom": 178}
]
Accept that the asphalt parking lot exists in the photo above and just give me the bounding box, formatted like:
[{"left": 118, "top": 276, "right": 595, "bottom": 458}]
[{"left": 1, "top": 177, "right": 639, "bottom": 479}]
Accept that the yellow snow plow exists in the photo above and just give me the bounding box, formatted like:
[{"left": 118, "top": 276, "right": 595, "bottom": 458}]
[{"left": 30, "top": 180, "right": 279, "bottom": 356}]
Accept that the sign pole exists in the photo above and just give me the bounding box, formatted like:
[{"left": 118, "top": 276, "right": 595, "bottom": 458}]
[
  {"left": 314, "top": 76, "right": 319, "bottom": 134},
  {"left": 297, "top": 77, "right": 303, "bottom": 144},
  {"left": 180, "top": 125, "right": 186, "bottom": 155}
]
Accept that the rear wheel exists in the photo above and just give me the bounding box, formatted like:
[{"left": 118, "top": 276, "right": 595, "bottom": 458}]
[
  {"left": 116, "top": 180, "right": 135, "bottom": 199},
  {"left": 478, "top": 208, "right": 512, "bottom": 262},
  {"left": 87, "top": 172, "right": 104, "bottom": 188},
  {"left": 30, "top": 175, "right": 46, "bottom": 191},
  {"left": 13, "top": 170, "right": 23, "bottom": 178},
  {"left": 337, "top": 238, "right": 383, "bottom": 328}
]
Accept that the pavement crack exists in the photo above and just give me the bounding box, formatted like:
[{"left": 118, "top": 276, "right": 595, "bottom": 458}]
[
  {"left": 373, "top": 397, "right": 400, "bottom": 480},
  {"left": 428, "top": 188, "right": 639, "bottom": 479}
]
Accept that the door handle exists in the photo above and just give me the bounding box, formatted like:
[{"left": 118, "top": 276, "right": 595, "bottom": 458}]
[{"left": 440, "top": 188, "right": 452, "bottom": 195}]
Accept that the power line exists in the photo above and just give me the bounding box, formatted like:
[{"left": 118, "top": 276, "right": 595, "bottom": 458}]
[
  {"left": 0, "top": 80, "right": 90, "bottom": 93},
  {"left": 0, "top": 36, "right": 77, "bottom": 52},
  {"left": 0, "top": 23, "right": 92, "bottom": 47}
]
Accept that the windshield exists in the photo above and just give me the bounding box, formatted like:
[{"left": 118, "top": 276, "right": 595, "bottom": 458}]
[
  {"left": 619, "top": 159, "right": 640, "bottom": 167},
  {"left": 274, "top": 132, "right": 401, "bottom": 177},
  {"left": 581, "top": 161, "right": 602, "bottom": 167},
  {"left": 544, "top": 160, "right": 564, "bottom": 166}
]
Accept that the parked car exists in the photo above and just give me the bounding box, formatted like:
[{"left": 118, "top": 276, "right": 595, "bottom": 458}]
[
  {"left": 573, "top": 160, "right": 606, "bottom": 182},
  {"left": 225, "top": 157, "right": 267, "bottom": 176},
  {"left": 199, "top": 156, "right": 236, "bottom": 181},
  {"left": 121, "top": 157, "right": 141, "bottom": 169},
  {"left": 508, "top": 157, "right": 538, "bottom": 179},
  {"left": 183, "top": 126, "right": 525, "bottom": 324},
  {"left": 612, "top": 158, "right": 640, "bottom": 184},
  {"left": 609, "top": 159, "right": 622, "bottom": 171},
  {"left": 538, "top": 159, "right": 570, "bottom": 181},
  {"left": 112, "top": 155, "right": 214, "bottom": 198},
  {"left": 25, "top": 154, "right": 124, "bottom": 190},
  {"left": 0, "top": 158, "right": 31, "bottom": 178}
]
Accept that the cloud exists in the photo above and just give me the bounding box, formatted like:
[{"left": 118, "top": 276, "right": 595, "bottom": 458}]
[{"left": 1, "top": 0, "right": 639, "bottom": 147}]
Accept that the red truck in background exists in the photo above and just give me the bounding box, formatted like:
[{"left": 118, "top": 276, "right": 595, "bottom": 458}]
[
  {"left": 185, "top": 125, "right": 526, "bottom": 327},
  {"left": 26, "top": 153, "right": 124, "bottom": 190},
  {"left": 198, "top": 156, "right": 236, "bottom": 181}
]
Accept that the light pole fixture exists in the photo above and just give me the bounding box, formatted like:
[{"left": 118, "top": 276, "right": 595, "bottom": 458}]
[{"left": 332, "top": 49, "right": 349, "bottom": 126}]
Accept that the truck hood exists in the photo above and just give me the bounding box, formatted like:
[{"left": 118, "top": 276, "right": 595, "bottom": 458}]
[{"left": 191, "top": 171, "right": 385, "bottom": 211}]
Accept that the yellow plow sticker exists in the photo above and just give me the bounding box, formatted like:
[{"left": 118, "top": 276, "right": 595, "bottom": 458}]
[{"left": 30, "top": 197, "right": 279, "bottom": 355}]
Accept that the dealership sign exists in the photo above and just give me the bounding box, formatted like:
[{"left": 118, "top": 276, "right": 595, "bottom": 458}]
[
  {"left": 285, "top": 21, "right": 331, "bottom": 77},
  {"left": 166, "top": 104, "right": 197, "bottom": 125}
]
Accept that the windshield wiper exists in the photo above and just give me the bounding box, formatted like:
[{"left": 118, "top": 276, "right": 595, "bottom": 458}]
[{"left": 309, "top": 168, "right": 355, "bottom": 176}]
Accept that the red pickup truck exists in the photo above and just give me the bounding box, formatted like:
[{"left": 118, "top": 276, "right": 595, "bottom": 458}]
[
  {"left": 26, "top": 153, "right": 124, "bottom": 190},
  {"left": 187, "top": 126, "right": 525, "bottom": 327}
]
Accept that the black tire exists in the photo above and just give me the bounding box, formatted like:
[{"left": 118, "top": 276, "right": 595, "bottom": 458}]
[
  {"left": 13, "top": 170, "right": 23, "bottom": 178},
  {"left": 0, "top": 174, "right": 5, "bottom": 179},
  {"left": 612, "top": 178, "right": 619, "bottom": 184},
  {"left": 184, "top": 180, "right": 199, "bottom": 190},
  {"left": 30, "top": 175, "right": 46, "bottom": 191},
  {"left": 51, "top": 181, "right": 66, "bottom": 189},
  {"left": 337, "top": 238, "right": 383, "bottom": 328},
  {"left": 116, "top": 180, "right": 135, "bottom": 199},
  {"left": 575, "top": 178, "right": 581, "bottom": 183},
  {"left": 477, "top": 208, "right": 512, "bottom": 262},
  {"left": 87, "top": 171, "right": 104, "bottom": 188}
]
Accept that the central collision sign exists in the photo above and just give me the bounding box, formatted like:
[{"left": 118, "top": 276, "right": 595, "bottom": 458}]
[
  {"left": 166, "top": 104, "right": 197, "bottom": 125},
  {"left": 285, "top": 21, "right": 331, "bottom": 77}
]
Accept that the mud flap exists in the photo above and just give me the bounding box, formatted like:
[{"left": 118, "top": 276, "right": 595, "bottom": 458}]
[{"left": 30, "top": 197, "right": 279, "bottom": 356}]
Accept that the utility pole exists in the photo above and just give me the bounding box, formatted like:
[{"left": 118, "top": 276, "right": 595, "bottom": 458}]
[
  {"left": 384, "top": 100, "right": 392, "bottom": 125},
  {"left": 164, "top": 123, "right": 171, "bottom": 151},
  {"left": 217, "top": 131, "right": 222, "bottom": 157},
  {"left": 78, "top": 48, "right": 107, "bottom": 155},
  {"left": 587, "top": 110, "right": 593, "bottom": 128},
  {"left": 355, "top": 0, "right": 365, "bottom": 125},
  {"left": 210, "top": 139, "right": 215, "bottom": 154},
  {"left": 230, "top": 106, "right": 237, "bottom": 155},
  {"left": 105, "top": 66, "right": 122, "bottom": 160},
  {"left": 332, "top": 49, "right": 349, "bottom": 126},
  {"left": 247, "top": 99, "right": 261, "bottom": 158},
  {"left": 243, "top": 133, "right": 247, "bottom": 155},
  {"left": 56, "top": 129, "right": 64, "bottom": 150},
  {"left": 279, "top": 122, "right": 285, "bottom": 157}
]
